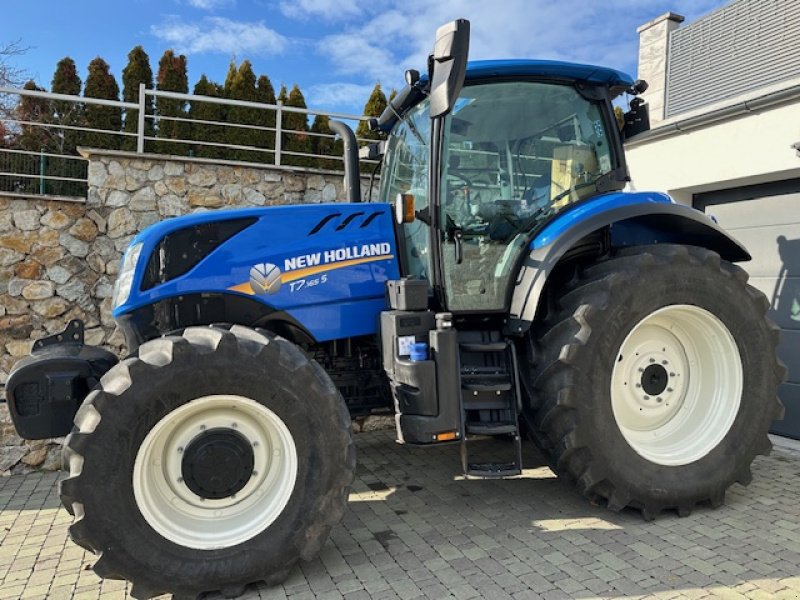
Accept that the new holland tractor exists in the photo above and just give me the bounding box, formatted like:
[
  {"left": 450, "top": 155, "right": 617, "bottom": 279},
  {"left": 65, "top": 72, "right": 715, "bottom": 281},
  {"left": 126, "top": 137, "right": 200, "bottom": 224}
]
[{"left": 4, "top": 19, "right": 784, "bottom": 599}]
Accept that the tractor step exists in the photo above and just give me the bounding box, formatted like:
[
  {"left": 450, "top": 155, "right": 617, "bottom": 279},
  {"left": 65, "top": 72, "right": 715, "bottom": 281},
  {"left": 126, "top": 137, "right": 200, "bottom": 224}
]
[
  {"left": 462, "top": 379, "right": 512, "bottom": 392},
  {"left": 461, "top": 434, "right": 523, "bottom": 478},
  {"left": 465, "top": 457, "right": 522, "bottom": 478},
  {"left": 460, "top": 341, "right": 508, "bottom": 352},
  {"left": 465, "top": 421, "right": 517, "bottom": 435},
  {"left": 458, "top": 331, "right": 523, "bottom": 478}
]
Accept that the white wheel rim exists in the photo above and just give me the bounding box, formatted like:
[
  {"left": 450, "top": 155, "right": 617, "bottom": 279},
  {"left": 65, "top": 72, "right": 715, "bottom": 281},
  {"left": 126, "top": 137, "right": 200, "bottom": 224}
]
[
  {"left": 610, "top": 305, "right": 742, "bottom": 466},
  {"left": 133, "top": 395, "right": 298, "bottom": 550}
]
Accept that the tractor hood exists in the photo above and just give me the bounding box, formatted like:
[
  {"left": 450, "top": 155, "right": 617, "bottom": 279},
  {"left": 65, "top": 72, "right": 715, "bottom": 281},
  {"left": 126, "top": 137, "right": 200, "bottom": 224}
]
[{"left": 113, "top": 203, "right": 400, "bottom": 342}]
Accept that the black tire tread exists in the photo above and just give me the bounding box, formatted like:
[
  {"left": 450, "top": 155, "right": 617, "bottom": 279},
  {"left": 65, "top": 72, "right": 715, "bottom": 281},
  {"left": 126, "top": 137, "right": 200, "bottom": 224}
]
[
  {"left": 525, "top": 244, "right": 785, "bottom": 519},
  {"left": 59, "top": 325, "right": 355, "bottom": 599}
]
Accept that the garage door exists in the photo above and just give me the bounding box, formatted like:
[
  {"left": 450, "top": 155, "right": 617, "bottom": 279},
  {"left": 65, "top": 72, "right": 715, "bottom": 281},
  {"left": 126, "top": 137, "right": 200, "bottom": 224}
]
[{"left": 696, "top": 181, "right": 800, "bottom": 440}]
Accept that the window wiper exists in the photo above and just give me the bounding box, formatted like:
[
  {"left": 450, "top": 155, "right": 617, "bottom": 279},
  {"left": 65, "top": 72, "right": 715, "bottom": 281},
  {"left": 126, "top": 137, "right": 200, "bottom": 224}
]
[{"left": 406, "top": 118, "right": 427, "bottom": 146}]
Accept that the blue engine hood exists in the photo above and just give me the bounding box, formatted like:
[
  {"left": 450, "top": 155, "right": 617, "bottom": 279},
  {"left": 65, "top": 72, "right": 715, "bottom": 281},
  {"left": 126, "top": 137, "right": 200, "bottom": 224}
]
[{"left": 114, "top": 203, "right": 401, "bottom": 342}]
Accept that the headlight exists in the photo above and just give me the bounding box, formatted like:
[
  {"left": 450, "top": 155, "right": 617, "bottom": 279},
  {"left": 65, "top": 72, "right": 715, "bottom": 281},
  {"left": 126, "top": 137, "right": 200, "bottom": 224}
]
[{"left": 112, "top": 242, "right": 143, "bottom": 308}]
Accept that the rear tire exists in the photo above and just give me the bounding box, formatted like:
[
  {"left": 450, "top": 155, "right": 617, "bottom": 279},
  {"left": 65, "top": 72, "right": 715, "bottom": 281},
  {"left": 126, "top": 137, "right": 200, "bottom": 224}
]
[
  {"left": 60, "top": 325, "right": 355, "bottom": 599},
  {"left": 524, "top": 245, "right": 785, "bottom": 519}
]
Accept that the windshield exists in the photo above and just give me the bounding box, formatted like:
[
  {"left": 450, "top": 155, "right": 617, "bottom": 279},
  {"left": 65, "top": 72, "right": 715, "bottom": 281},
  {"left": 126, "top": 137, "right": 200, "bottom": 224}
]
[
  {"left": 442, "top": 81, "right": 615, "bottom": 235},
  {"left": 441, "top": 81, "right": 616, "bottom": 311},
  {"left": 378, "top": 100, "right": 432, "bottom": 281}
]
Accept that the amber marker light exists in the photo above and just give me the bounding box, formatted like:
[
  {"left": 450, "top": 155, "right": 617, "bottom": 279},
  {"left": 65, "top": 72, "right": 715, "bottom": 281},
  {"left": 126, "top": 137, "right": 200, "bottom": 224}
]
[{"left": 395, "top": 192, "right": 416, "bottom": 224}]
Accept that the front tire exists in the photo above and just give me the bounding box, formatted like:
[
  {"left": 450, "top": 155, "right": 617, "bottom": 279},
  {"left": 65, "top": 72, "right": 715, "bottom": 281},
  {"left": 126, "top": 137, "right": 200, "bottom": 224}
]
[
  {"left": 60, "top": 325, "right": 355, "bottom": 599},
  {"left": 524, "top": 245, "right": 785, "bottom": 519}
]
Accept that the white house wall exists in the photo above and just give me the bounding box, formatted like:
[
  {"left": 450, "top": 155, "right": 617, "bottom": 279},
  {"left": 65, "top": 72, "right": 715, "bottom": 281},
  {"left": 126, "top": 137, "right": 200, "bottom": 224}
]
[{"left": 625, "top": 100, "right": 800, "bottom": 205}]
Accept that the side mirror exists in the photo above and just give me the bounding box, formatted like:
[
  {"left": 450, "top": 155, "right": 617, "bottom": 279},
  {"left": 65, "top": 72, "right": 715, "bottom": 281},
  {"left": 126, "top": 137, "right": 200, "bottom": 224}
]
[
  {"left": 428, "top": 19, "right": 470, "bottom": 119},
  {"left": 623, "top": 98, "right": 651, "bottom": 139}
]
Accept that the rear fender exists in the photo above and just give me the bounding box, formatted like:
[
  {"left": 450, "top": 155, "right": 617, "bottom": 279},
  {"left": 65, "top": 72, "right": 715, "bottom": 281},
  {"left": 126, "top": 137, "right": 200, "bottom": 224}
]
[{"left": 506, "top": 201, "right": 750, "bottom": 334}]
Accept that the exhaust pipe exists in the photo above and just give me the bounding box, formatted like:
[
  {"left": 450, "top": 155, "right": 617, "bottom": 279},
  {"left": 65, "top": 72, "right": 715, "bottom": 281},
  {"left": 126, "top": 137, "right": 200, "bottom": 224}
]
[{"left": 329, "top": 120, "right": 361, "bottom": 203}]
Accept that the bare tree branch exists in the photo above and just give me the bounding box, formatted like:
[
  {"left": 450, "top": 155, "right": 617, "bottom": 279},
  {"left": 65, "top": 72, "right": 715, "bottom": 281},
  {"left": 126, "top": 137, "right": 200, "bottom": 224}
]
[
  {"left": 0, "top": 39, "right": 31, "bottom": 138},
  {"left": 0, "top": 39, "right": 30, "bottom": 87}
]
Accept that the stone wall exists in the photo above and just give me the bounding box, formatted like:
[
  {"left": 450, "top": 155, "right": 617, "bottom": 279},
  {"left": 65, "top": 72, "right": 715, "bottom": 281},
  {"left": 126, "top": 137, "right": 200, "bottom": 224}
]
[{"left": 1, "top": 149, "right": 375, "bottom": 475}]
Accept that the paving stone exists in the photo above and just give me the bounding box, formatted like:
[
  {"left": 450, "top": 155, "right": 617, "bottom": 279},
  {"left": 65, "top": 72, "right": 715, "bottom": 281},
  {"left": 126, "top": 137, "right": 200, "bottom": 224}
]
[{"left": 1, "top": 433, "right": 800, "bottom": 599}]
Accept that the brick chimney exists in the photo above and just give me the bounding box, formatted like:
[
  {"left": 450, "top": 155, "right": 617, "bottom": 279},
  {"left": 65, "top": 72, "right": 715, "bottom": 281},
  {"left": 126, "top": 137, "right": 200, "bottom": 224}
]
[{"left": 636, "top": 12, "right": 685, "bottom": 125}]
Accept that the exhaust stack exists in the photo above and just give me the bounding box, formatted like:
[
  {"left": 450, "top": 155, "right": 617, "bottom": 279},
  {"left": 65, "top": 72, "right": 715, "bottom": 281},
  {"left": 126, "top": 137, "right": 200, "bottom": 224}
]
[{"left": 329, "top": 120, "right": 361, "bottom": 203}]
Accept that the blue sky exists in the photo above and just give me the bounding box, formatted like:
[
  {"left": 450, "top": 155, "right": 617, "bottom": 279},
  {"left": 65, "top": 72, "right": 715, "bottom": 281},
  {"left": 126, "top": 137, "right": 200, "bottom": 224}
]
[{"left": 4, "top": 0, "right": 729, "bottom": 116}]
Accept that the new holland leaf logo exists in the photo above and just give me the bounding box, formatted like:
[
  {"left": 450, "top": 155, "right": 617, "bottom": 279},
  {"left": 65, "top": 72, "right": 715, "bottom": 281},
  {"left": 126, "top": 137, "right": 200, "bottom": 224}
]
[
  {"left": 230, "top": 243, "right": 394, "bottom": 296},
  {"left": 249, "top": 263, "right": 282, "bottom": 295}
]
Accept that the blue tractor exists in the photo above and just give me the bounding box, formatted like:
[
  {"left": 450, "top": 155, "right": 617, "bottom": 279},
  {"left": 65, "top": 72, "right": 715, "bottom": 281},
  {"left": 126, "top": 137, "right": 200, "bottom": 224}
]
[{"left": 5, "top": 19, "right": 784, "bottom": 599}]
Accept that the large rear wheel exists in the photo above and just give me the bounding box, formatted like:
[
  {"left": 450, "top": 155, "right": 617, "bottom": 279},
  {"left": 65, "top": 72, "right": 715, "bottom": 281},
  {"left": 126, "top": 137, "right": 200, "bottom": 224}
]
[
  {"left": 60, "top": 325, "right": 355, "bottom": 599},
  {"left": 524, "top": 245, "right": 785, "bottom": 518}
]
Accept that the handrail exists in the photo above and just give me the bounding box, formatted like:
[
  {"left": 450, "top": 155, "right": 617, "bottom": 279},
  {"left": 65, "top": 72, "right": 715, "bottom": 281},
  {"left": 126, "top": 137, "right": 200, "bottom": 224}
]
[
  {"left": 1, "top": 83, "right": 383, "bottom": 198},
  {"left": 0, "top": 85, "right": 138, "bottom": 109}
]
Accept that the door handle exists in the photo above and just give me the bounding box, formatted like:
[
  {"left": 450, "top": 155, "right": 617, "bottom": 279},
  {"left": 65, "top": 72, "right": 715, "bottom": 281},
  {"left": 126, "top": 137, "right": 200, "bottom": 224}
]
[{"left": 453, "top": 228, "right": 464, "bottom": 265}]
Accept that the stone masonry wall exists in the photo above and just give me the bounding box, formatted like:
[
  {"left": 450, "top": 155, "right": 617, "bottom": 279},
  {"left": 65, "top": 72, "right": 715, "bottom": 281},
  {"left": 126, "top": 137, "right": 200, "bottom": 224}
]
[{"left": 1, "top": 149, "right": 372, "bottom": 475}]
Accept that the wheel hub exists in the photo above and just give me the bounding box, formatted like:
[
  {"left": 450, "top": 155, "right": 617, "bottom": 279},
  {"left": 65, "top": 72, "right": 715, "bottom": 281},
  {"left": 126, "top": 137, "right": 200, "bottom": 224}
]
[
  {"left": 641, "top": 364, "right": 668, "bottom": 396},
  {"left": 610, "top": 305, "right": 743, "bottom": 466},
  {"left": 181, "top": 428, "right": 254, "bottom": 499},
  {"left": 612, "top": 324, "right": 687, "bottom": 431},
  {"left": 133, "top": 394, "right": 298, "bottom": 550}
]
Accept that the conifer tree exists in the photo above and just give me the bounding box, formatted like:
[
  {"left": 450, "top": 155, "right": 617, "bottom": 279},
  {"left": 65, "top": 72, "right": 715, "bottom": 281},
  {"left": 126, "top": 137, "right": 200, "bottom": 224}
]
[
  {"left": 310, "top": 114, "right": 339, "bottom": 170},
  {"left": 122, "top": 46, "right": 154, "bottom": 149},
  {"left": 256, "top": 75, "right": 276, "bottom": 106},
  {"left": 283, "top": 84, "right": 310, "bottom": 166},
  {"left": 356, "top": 83, "right": 387, "bottom": 141},
  {"left": 50, "top": 57, "right": 82, "bottom": 154},
  {"left": 15, "top": 81, "right": 52, "bottom": 150},
  {"left": 223, "top": 61, "right": 237, "bottom": 98},
  {"left": 155, "top": 50, "right": 188, "bottom": 154},
  {"left": 12, "top": 80, "right": 52, "bottom": 193},
  {"left": 276, "top": 85, "right": 288, "bottom": 109},
  {"left": 226, "top": 60, "right": 260, "bottom": 161},
  {"left": 83, "top": 58, "right": 121, "bottom": 149},
  {"left": 190, "top": 74, "right": 225, "bottom": 159},
  {"left": 614, "top": 106, "right": 625, "bottom": 131},
  {"left": 388, "top": 88, "right": 397, "bottom": 102},
  {"left": 256, "top": 74, "right": 277, "bottom": 160},
  {"left": 50, "top": 58, "right": 84, "bottom": 194}
]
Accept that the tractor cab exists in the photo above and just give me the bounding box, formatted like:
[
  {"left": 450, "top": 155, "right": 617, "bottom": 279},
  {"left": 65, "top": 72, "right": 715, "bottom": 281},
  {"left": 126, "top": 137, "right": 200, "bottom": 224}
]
[{"left": 378, "top": 58, "right": 634, "bottom": 315}]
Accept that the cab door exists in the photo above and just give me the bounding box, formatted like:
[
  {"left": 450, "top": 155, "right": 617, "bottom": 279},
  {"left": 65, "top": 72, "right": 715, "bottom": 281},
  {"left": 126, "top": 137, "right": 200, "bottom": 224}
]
[{"left": 437, "top": 81, "right": 616, "bottom": 313}]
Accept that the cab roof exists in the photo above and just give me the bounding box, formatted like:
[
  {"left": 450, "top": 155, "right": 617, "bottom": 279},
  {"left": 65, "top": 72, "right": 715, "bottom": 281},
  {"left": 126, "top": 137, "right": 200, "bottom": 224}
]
[
  {"left": 375, "top": 58, "right": 634, "bottom": 132},
  {"left": 464, "top": 59, "right": 634, "bottom": 89}
]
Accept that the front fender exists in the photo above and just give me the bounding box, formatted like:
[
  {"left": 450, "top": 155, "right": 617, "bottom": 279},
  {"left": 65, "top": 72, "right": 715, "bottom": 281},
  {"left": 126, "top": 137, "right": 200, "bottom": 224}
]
[{"left": 507, "top": 197, "right": 750, "bottom": 333}]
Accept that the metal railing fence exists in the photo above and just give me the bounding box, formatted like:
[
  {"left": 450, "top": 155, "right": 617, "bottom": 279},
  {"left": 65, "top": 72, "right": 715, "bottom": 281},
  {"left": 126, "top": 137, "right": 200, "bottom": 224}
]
[{"left": 0, "top": 83, "right": 380, "bottom": 198}]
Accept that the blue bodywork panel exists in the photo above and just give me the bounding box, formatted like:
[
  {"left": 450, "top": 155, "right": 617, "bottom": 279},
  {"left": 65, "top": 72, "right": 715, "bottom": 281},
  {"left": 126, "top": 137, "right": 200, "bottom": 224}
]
[
  {"left": 114, "top": 191, "right": 692, "bottom": 343},
  {"left": 531, "top": 191, "right": 674, "bottom": 249},
  {"left": 463, "top": 59, "right": 634, "bottom": 88},
  {"left": 113, "top": 204, "right": 400, "bottom": 342}
]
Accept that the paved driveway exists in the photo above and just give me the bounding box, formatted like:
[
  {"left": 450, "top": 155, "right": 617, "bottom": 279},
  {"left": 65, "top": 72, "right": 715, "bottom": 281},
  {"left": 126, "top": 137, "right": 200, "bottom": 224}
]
[{"left": 1, "top": 430, "right": 799, "bottom": 600}]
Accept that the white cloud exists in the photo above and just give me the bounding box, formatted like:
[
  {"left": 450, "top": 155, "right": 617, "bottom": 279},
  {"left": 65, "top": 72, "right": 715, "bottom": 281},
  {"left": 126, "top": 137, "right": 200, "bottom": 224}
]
[
  {"left": 182, "top": 0, "right": 235, "bottom": 9},
  {"left": 308, "top": 0, "right": 729, "bottom": 94},
  {"left": 318, "top": 33, "right": 396, "bottom": 81},
  {"left": 279, "top": 0, "right": 361, "bottom": 20},
  {"left": 151, "top": 16, "right": 288, "bottom": 56},
  {"left": 307, "top": 82, "right": 376, "bottom": 108}
]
